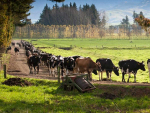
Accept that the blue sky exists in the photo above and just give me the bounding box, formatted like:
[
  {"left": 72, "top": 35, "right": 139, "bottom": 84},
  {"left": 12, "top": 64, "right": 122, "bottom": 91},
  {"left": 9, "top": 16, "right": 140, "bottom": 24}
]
[{"left": 28, "top": 0, "right": 149, "bottom": 25}]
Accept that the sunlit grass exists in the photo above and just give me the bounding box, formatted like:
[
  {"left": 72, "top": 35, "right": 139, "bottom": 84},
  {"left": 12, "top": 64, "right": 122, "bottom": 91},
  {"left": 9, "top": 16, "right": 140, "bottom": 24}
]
[
  {"left": 22, "top": 38, "right": 150, "bottom": 83},
  {"left": 1, "top": 38, "right": 150, "bottom": 113},
  {"left": 1, "top": 74, "right": 150, "bottom": 113}
]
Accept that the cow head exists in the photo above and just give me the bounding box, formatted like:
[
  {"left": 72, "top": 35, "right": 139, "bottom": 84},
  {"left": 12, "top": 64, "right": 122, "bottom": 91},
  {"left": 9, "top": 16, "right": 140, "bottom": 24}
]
[
  {"left": 68, "top": 57, "right": 75, "bottom": 71},
  {"left": 50, "top": 56, "right": 58, "bottom": 68},
  {"left": 96, "top": 62, "right": 102, "bottom": 71},
  {"left": 113, "top": 67, "right": 119, "bottom": 76},
  {"left": 92, "top": 70, "right": 97, "bottom": 75},
  {"left": 139, "top": 61, "right": 146, "bottom": 71}
]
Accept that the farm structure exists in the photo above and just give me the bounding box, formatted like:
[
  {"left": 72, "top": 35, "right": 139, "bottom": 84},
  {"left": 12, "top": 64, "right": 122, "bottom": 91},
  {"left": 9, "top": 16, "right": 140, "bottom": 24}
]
[{"left": 59, "top": 74, "right": 96, "bottom": 92}]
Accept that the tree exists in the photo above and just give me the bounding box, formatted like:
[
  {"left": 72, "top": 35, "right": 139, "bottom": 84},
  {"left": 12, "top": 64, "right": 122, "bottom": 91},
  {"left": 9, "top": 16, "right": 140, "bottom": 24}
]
[
  {"left": 121, "top": 15, "right": 129, "bottom": 25},
  {"left": 135, "top": 15, "right": 150, "bottom": 33},
  {"left": 0, "top": 0, "right": 34, "bottom": 48},
  {"left": 133, "top": 11, "right": 144, "bottom": 24},
  {"left": 37, "top": 4, "right": 51, "bottom": 25},
  {"left": 37, "top": 2, "right": 101, "bottom": 26}
]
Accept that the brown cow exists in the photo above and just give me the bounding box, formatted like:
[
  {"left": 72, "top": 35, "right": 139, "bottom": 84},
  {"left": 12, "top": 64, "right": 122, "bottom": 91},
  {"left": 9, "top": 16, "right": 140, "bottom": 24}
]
[{"left": 75, "top": 57, "right": 101, "bottom": 80}]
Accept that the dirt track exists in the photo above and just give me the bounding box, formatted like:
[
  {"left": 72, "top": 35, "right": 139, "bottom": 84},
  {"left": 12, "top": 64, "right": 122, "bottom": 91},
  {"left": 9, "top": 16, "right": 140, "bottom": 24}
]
[
  {"left": 7, "top": 40, "right": 150, "bottom": 86},
  {"left": 7, "top": 40, "right": 57, "bottom": 80}
]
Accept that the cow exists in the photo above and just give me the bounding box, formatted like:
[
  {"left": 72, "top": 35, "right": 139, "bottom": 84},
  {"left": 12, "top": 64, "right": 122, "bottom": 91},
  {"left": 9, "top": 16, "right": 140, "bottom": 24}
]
[
  {"left": 11, "top": 42, "right": 15, "bottom": 46},
  {"left": 96, "top": 58, "right": 119, "bottom": 81},
  {"left": 6, "top": 46, "right": 11, "bottom": 53},
  {"left": 16, "top": 42, "right": 21, "bottom": 48},
  {"left": 40, "top": 53, "right": 50, "bottom": 66},
  {"left": 75, "top": 57, "right": 101, "bottom": 81},
  {"left": 72, "top": 55, "right": 82, "bottom": 62},
  {"left": 47, "top": 55, "right": 59, "bottom": 77},
  {"left": 64, "top": 56, "right": 75, "bottom": 75},
  {"left": 118, "top": 59, "right": 146, "bottom": 83},
  {"left": 14, "top": 47, "right": 19, "bottom": 55},
  {"left": 27, "top": 53, "right": 40, "bottom": 74},
  {"left": 26, "top": 50, "right": 32, "bottom": 57},
  {"left": 147, "top": 59, "right": 150, "bottom": 82}
]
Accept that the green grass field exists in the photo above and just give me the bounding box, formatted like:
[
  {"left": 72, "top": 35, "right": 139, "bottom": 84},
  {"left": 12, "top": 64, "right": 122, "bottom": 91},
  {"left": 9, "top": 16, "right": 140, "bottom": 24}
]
[
  {"left": 1, "top": 38, "right": 150, "bottom": 113},
  {"left": 1, "top": 73, "right": 150, "bottom": 113},
  {"left": 27, "top": 39, "right": 150, "bottom": 83}
]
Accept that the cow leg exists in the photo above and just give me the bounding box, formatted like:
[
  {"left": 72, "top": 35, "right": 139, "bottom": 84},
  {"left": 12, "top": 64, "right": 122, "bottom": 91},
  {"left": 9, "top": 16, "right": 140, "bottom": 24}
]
[
  {"left": 52, "top": 68, "right": 54, "bottom": 77},
  {"left": 110, "top": 72, "right": 112, "bottom": 81},
  {"left": 37, "top": 66, "right": 39, "bottom": 74},
  {"left": 149, "top": 68, "right": 150, "bottom": 82},
  {"left": 122, "top": 73, "right": 125, "bottom": 82},
  {"left": 134, "top": 73, "right": 137, "bottom": 83},
  {"left": 61, "top": 69, "right": 63, "bottom": 76},
  {"left": 87, "top": 71, "right": 91, "bottom": 81},
  {"left": 34, "top": 66, "right": 36, "bottom": 75},
  {"left": 48, "top": 65, "right": 50, "bottom": 75},
  {"left": 100, "top": 71, "right": 103, "bottom": 81},
  {"left": 29, "top": 66, "right": 32, "bottom": 74},
  {"left": 98, "top": 71, "right": 101, "bottom": 81},
  {"left": 127, "top": 73, "right": 131, "bottom": 82},
  {"left": 88, "top": 72, "right": 92, "bottom": 81},
  {"left": 106, "top": 71, "right": 109, "bottom": 80}
]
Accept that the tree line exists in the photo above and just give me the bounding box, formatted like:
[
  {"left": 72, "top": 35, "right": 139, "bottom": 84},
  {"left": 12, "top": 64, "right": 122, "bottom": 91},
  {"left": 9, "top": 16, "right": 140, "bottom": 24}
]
[
  {"left": 13, "top": 23, "right": 148, "bottom": 40},
  {"left": 36, "top": 3, "right": 106, "bottom": 27}
]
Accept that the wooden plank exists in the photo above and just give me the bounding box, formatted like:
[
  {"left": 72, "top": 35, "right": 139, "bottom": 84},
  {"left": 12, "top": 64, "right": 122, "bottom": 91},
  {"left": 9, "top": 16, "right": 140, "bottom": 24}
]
[{"left": 4, "top": 65, "right": 6, "bottom": 78}]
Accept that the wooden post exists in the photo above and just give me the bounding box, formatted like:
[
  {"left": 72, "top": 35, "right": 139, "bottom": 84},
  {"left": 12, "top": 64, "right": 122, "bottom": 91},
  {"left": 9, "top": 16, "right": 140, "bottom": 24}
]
[
  {"left": 57, "top": 65, "right": 60, "bottom": 83},
  {"left": 0, "top": 60, "right": 1, "bottom": 71},
  {"left": 3, "top": 65, "right": 6, "bottom": 78}
]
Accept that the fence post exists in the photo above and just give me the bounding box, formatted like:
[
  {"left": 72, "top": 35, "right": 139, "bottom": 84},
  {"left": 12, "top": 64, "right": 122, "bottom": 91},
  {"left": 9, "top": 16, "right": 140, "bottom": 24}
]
[
  {"left": 57, "top": 65, "right": 60, "bottom": 83},
  {"left": 3, "top": 65, "right": 6, "bottom": 78},
  {"left": 0, "top": 60, "right": 1, "bottom": 71}
]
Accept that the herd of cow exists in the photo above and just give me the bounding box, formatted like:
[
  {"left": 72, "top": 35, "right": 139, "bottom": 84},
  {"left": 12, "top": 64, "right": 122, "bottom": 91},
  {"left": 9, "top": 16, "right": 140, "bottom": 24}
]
[{"left": 6, "top": 40, "right": 150, "bottom": 83}]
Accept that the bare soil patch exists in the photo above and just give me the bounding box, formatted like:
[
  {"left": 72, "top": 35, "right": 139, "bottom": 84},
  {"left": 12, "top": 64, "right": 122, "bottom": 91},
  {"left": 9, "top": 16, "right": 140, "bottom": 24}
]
[
  {"left": 2, "top": 77, "right": 33, "bottom": 86},
  {"left": 95, "top": 85, "right": 150, "bottom": 99}
]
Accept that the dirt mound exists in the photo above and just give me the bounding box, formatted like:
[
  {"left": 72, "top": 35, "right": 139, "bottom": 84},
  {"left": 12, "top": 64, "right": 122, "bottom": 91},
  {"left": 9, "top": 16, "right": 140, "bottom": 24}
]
[{"left": 2, "top": 78, "right": 33, "bottom": 86}]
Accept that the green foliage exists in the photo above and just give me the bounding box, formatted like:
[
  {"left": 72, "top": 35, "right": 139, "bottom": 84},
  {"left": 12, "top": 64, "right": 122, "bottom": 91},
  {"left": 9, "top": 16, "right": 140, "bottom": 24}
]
[
  {"left": 36, "top": 2, "right": 101, "bottom": 26},
  {"left": 0, "top": 0, "right": 34, "bottom": 48},
  {"left": 121, "top": 15, "right": 130, "bottom": 25}
]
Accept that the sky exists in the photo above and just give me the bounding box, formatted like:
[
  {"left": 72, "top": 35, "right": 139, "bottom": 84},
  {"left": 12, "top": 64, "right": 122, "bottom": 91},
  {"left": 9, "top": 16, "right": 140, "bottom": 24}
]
[{"left": 28, "top": 0, "right": 149, "bottom": 25}]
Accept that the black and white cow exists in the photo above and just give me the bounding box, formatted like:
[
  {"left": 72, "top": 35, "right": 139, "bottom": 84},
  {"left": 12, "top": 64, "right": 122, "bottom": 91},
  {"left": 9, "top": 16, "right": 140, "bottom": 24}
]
[
  {"left": 48, "top": 55, "right": 64, "bottom": 77},
  {"left": 64, "top": 57, "right": 75, "bottom": 75},
  {"left": 11, "top": 42, "right": 15, "bottom": 46},
  {"left": 96, "top": 58, "right": 119, "bottom": 81},
  {"left": 118, "top": 59, "right": 145, "bottom": 83},
  {"left": 147, "top": 59, "right": 150, "bottom": 82},
  {"left": 6, "top": 46, "right": 11, "bottom": 53},
  {"left": 14, "top": 47, "right": 19, "bottom": 55},
  {"left": 40, "top": 53, "right": 52, "bottom": 66},
  {"left": 27, "top": 54, "right": 40, "bottom": 74}
]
